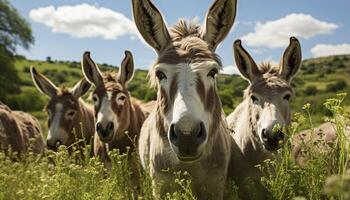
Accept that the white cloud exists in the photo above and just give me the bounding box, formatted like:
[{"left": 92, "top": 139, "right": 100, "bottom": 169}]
[
  {"left": 221, "top": 65, "right": 240, "bottom": 75},
  {"left": 311, "top": 43, "right": 350, "bottom": 58},
  {"left": 29, "top": 4, "right": 137, "bottom": 40},
  {"left": 241, "top": 13, "right": 339, "bottom": 48}
]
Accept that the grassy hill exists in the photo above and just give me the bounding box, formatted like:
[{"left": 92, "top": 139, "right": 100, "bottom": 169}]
[{"left": 3, "top": 54, "right": 350, "bottom": 133}]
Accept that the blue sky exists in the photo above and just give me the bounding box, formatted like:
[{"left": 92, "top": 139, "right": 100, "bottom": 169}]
[{"left": 11, "top": 0, "right": 350, "bottom": 74}]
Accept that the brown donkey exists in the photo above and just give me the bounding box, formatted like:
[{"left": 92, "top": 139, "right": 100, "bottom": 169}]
[
  {"left": 132, "top": 0, "right": 237, "bottom": 198},
  {"left": 0, "top": 101, "right": 45, "bottom": 154},
  {"left": 81, "top": 51, "right": 146, "bottom": 165},
  {"left": 31, "top": 67, "right": 94, "bottom": 151},
  {"left": 293, "top": 122, "right": 350, "bottom": 166},
  {"left": 227, "top": 37, "right": 302, "bottom": 199}
]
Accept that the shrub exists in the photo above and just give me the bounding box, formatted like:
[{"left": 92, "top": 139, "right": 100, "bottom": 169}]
[
  {"left": 6, "top": 88, "right": 46, "bottom": 111},
  {"left": 304, "top": 86, "right": 318, "bottom": 96},
  {"left": 326, "top": 80, "right": 347, "bottom": 92}
]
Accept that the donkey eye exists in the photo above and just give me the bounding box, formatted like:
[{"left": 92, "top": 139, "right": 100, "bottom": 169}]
[
  {"left": 119, "top": 95, "right": 126, "bottom": 101},
  {"left": 156, "top": 71, "right": 167, "bottom": 81},
  {"left": 251, "top": 95, "right": 259, "bottom": 104},
  {"left": 283, "top": 94, "right": 291, "bottom": 101},
  {"left": 66, "top": 110, "right": 76, "bottom": 118},
  {"left": 207, "top": 68, "right": 218, "bottom": 79},
  {"left": 116, "top": 93, "right": 127, "bottom": 105}
]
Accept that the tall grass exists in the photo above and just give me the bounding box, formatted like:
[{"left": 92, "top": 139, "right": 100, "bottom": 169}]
[{"left": 0, "top": 94, "right": 349, "bottom": 199}]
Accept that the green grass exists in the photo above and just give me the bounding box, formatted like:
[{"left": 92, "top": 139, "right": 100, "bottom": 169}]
[{"left": 0, "top": 94, "right": 349, "bottom": 199}]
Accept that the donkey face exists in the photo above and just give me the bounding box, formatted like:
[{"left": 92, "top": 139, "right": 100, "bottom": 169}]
[
  {"left": 31, "top": 67, "right": 91, "bottom": 150},
  {"left": 132, "top": 0, "right": 237, "bottom": 161},
  {"left": 154, "top": 61, "right": 222, "bottom": 161},
  {"left": 234, "top": 37, "right": 302, "bottom": 151},
  {"left": 82, "top": 51, "right": 134, "bottom": 143}
]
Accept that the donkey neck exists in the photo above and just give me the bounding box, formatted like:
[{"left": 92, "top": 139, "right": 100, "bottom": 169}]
[{"left": 78, "top": 100, "right": 95, "bottom": 141}]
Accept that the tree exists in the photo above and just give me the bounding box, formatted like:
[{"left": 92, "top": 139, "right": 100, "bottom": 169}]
[
  {"left": 0, "top": 0, "right": 34, "bottom": 53},
  {"left": 0, "top": 0, "right": 34, "bottom": 105}
]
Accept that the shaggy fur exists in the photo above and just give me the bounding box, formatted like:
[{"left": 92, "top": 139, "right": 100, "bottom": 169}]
[
  {"left": 0, "top": 101, "right": 45, "bottom": 154},
  {"left": 293, "top": 122, "right": 350, "bottom": 166}
]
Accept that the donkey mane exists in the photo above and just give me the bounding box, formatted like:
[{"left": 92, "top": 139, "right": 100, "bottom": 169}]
[
  {"left": 157, "top": 20, "right": 222, "bottom": 65},
  {"left": 243, "top": 62, "right": 292, "bottom": 99},
  {"left": 102, "top": 71, "right": 118, "bottom": 83},
  {"left": 56, "top": 86, "right": 70, "bottom": 95},
  {"left": 170, "top": 20, "right": 201, "bottom": 40},
  {"left": 0, "top": 101, "right": 11, "bottom": 112},
  {"left": 43, "top": 86, "right": 77, "bottom": 111},
  {"left": 258, "top": 62, "right": 280, "bottom": 75}
]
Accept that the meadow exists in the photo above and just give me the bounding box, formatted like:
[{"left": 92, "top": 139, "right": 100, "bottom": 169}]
[{"left": 0, "top": 54, "right": 350, "bottom": 199}]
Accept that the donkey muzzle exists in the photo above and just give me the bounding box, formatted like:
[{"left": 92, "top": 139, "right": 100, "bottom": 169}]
[
  {"left": 47, "top": 139, "right": 62, "bottom": 151},
  {"left": 169, "top": 121, "right": 207, "bottom": 162},
  {"left": 96, "top": 122, "right": 114, "bottom": 142},
  {"left": 261, "top": 129, "right": 284, "bottom": 151}
]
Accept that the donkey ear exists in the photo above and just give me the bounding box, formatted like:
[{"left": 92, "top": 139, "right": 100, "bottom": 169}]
[
  {"left": 72, "top": 78, "right": 91, "bottom": 98},
  {"left": 233, "top": 40, "right": 261, "bottom": 82},
  {"left": 118, "top": 50, "right": 135, "bottom": 85},
  {"left": 132, "top": 0, "right": 170, "bottom": 53},
  {"left": 202, "top": 0, "right": 237, "bottom": 51},
  {"left": 279, "top": 37, "right": 302, "bottom": 82},
  {"left": 30, "top": 66, "right": 58, "bottom": 97},
  {"left": 81, "top": 52, "right": 103, "bottom": 86}
]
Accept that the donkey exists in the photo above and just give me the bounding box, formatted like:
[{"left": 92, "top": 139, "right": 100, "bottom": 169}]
[
  {"left": 31, "top": 67, "right": 94, "bottom": 151},
  {"left": 81, "top": 51, "right": 146, "bottom": 166},
  {"left": 132, "top": 0, "right": 237, "bottom": 198},
  {"left": 0, "top": 101, "right": 45, "bottom": 155},
  {"left": 227, "top": 37, "right": 302, "bottom": 199},
  {"left": 293, "top": 122, "right": 350, "bottom": 166}
]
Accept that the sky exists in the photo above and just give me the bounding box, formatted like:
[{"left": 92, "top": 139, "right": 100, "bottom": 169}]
[{"left": 10, "top": 0, "right": 350, "bottom": 74}]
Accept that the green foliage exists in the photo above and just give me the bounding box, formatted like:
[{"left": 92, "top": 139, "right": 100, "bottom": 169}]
[
  {"left": 0, "top": 0, "right": 34, "bottom": 52},
  {"left": 326, "top": 80, "right": 347, "bottom": 93},
  {"left": 0, "top": 0, "right": 34, "bottom": 106},
  {"left": 0, "top": 46, "right": 21, "bottom": 101},
  {"left": 304, "top": 85, "right": 318, "bottom": 96},
  {"left": 0, "top": 142, "right": 199, "bottom": 199},
  {"left": 6, "top": 87, "right": 45, "bottom": 111}
]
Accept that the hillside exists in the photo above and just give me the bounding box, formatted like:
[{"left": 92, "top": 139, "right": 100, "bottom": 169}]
[{"left": 3, "top": 54, "right": 350, "bottom": 132}]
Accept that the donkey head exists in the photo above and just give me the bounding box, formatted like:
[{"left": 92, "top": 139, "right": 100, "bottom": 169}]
[
  {"left": 132, "top": 0, "right": 237, "bottom": 161},
  {"left": 31, "top": 67, "right": 91, "bottom": 150},
  {"left": 82, "top": 51, "right": 135, "bottom": 143},
  {"left": 234, "top": 37, "right": 302, "bottom": 151}
]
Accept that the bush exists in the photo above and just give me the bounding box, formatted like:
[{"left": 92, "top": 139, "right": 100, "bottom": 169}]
[
  {"left": 6, "top": 88, "right": 46, "bottom": 111},
  {"left": 304, "top": 86, "right": 318, "bottom": 96},
  {"left": 326, "top": 80, "right": 347, "bottom": 92},
  {"left": 303, "top": 63, "right": 316, "bottom": 74}
]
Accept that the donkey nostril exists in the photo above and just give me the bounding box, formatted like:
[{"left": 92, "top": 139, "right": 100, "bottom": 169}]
[
  {"left": 262, "top": 129, "right": 268, "bottom": 141},
  {"left": 96, "top": 122, "right": 102, "bottom": 132},
  {"left": 196, "top": 122, "right": 206, "bottom": 140},
  {"left": 277, "top": 131, "right": 284, "bottom": 140},
  {"left": 169, "top": 124, "right": 178, "bottom": 141},
  {"left": 56, "top": 140, "right": 62, "bottom": 147},
  {"left": 107, "top": 122, "right": 114, "bottom": 132}
]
